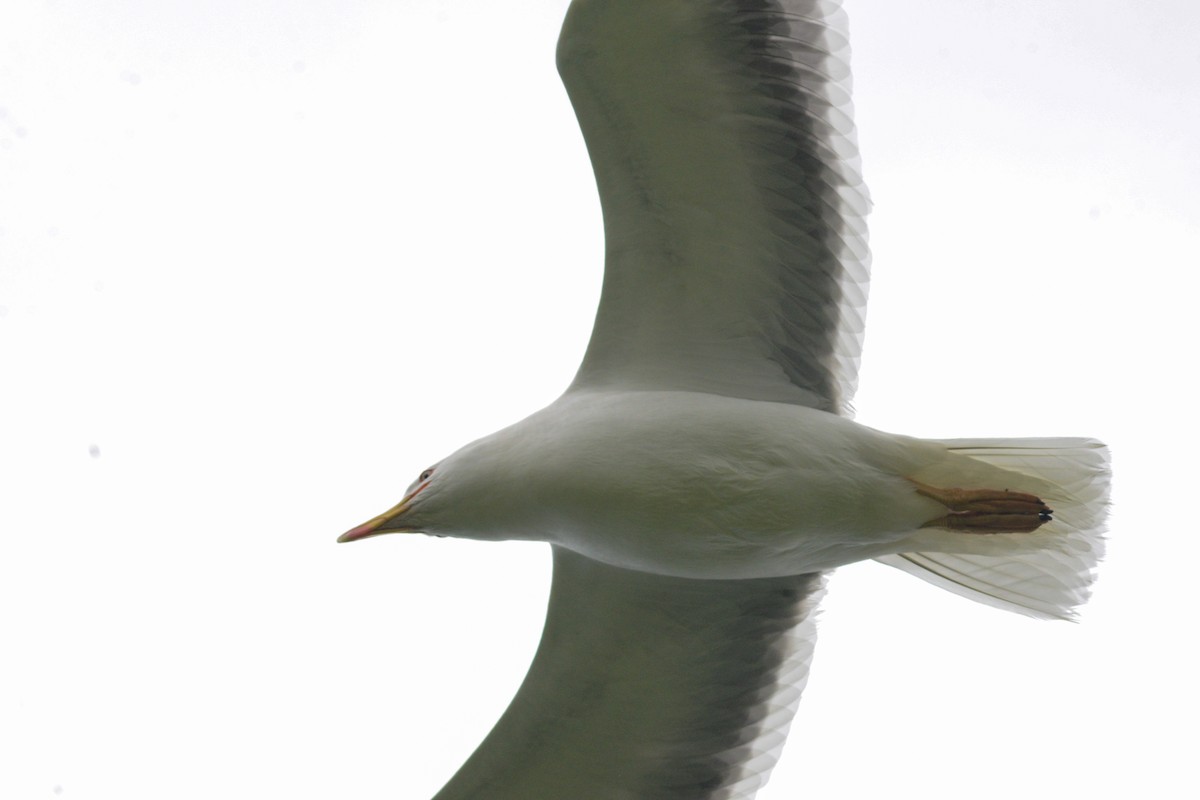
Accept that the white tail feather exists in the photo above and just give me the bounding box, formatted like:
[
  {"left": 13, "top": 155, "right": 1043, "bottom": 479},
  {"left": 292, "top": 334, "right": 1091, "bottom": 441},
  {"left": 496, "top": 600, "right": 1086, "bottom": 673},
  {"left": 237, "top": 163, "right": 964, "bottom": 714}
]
[{"left": 876, "top": 438, "right": 1110, "bottom": 620}]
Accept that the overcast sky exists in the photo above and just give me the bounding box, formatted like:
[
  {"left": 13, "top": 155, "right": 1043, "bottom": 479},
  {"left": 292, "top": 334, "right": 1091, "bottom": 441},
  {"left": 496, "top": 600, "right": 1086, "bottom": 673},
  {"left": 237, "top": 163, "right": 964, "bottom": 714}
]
[{"left": 2, "top": 1, "right": 1198, "bottom": 798}]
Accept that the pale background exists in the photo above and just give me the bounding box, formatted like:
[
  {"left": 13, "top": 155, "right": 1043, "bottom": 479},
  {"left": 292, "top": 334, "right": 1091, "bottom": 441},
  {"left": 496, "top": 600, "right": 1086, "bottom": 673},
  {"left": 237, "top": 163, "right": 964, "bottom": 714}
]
[{"left": 2, "top": 1, "right": 1197, "bottom": 798}]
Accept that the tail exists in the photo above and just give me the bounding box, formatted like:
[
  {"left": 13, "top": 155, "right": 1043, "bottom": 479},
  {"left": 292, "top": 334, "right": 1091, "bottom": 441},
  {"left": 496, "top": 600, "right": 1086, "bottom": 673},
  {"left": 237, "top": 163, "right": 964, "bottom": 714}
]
[{"left": 876, "top": 438, "right": 1110, "bottom": 620}]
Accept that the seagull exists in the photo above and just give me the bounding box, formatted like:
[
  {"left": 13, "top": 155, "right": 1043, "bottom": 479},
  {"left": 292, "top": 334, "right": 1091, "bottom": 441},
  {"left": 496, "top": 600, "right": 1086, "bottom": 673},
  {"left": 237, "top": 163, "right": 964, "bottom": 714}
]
[{"left": 339, "top": 1, "right": 1110, "bottom": 797}]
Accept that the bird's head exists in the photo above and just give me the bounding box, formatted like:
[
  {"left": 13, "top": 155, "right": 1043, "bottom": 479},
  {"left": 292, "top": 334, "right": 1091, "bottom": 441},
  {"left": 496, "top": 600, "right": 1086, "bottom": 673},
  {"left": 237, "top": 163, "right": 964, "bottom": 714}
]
[
  {"left": 336, "top": 433, "right": 532, "bottom": 545},
  {"left": 337, "top": 460, "right": 445, "bottom": 543}
]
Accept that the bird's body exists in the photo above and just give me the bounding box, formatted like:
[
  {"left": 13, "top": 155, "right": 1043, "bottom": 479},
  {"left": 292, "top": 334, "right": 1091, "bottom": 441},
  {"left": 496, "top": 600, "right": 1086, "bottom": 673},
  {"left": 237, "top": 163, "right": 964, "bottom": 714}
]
[
  {"left": 410, "top": 390, "right": 945, "bottom": 578},
  {"left": 338, "top": 0, "right": 1110, "bottom": 797}
]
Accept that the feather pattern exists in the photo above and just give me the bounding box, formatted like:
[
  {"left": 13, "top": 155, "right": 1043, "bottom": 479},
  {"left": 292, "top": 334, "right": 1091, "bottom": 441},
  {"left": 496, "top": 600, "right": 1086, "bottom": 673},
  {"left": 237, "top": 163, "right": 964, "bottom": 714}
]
[
  {"left": 559, "top": 0, "right": 870, "bottom": 414},
  {"left": 433, "top": 548, "right": 825, "bottom": 800}
]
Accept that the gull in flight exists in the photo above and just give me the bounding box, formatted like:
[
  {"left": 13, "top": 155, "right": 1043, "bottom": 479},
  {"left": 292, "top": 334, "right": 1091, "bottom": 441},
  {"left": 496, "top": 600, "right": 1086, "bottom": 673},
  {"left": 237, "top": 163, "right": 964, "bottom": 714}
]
[{"left": 339, "top": 0, "right": 1110, "bottom": 797}]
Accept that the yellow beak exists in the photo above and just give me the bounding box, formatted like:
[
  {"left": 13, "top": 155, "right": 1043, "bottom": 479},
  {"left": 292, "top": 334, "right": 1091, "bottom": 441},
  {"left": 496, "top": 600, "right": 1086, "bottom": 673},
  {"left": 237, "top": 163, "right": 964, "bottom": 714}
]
[{"left": 337, "top": 497, "right": 414, "bottom": 543}]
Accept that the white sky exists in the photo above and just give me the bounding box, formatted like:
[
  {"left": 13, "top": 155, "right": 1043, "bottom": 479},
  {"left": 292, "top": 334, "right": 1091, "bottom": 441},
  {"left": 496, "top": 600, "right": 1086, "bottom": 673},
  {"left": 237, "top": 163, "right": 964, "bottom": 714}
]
[{"left": 2, "top": 1, "right": 1198, "bottom": 798}]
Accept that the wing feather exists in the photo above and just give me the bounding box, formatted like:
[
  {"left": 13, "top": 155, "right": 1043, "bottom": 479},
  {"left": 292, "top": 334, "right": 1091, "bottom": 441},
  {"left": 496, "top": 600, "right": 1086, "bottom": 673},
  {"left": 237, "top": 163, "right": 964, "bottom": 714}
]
[
  {"left": 558, "top": 0, "right": 870, "bottom": 413},
  {"left": 432, "top": 547, "right": 826, "bottom": 800}
]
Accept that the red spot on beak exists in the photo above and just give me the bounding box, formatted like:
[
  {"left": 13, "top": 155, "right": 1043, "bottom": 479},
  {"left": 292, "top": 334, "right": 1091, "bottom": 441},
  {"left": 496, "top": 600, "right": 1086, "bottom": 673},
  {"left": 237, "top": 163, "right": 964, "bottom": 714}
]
[{"left": 337, "top": 520, "right": 384, "bottom": 543}]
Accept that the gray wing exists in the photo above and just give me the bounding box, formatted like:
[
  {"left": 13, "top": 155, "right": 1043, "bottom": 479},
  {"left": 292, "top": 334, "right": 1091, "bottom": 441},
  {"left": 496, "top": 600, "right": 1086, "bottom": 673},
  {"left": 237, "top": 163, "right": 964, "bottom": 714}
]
[
  {"left": 559, "top": 0, "right": 870, "bottom": 414},
  {"left": 433, "top": 547, "right": 826, "bottom": 800}
]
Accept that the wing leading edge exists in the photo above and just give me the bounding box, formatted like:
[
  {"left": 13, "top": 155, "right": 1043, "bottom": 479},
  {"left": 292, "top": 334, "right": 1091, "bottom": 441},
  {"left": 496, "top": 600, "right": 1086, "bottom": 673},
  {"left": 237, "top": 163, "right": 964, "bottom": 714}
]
[{"left": 559, "top": 0, "right": 870, "bottom": 413}]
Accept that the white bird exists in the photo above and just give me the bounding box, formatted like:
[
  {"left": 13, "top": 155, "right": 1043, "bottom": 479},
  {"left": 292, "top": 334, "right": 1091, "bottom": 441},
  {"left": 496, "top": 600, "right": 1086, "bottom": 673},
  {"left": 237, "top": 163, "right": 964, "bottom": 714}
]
[{"left": 339, "top": 1, "right": 1110, "bottom": 798}]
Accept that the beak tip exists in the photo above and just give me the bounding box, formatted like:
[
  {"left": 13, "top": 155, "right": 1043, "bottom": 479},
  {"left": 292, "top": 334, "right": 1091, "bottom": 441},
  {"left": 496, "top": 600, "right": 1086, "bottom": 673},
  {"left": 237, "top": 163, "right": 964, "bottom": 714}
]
[{"left": 337, "top": 522, "right": 380, "bottom": 544}]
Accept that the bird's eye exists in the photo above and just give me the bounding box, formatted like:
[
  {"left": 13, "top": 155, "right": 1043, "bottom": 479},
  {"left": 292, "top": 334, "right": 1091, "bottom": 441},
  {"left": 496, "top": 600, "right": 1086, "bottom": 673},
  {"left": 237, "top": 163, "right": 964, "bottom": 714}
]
[{"left": 419, "top": 468, "right": 434, "bottom": 482}]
